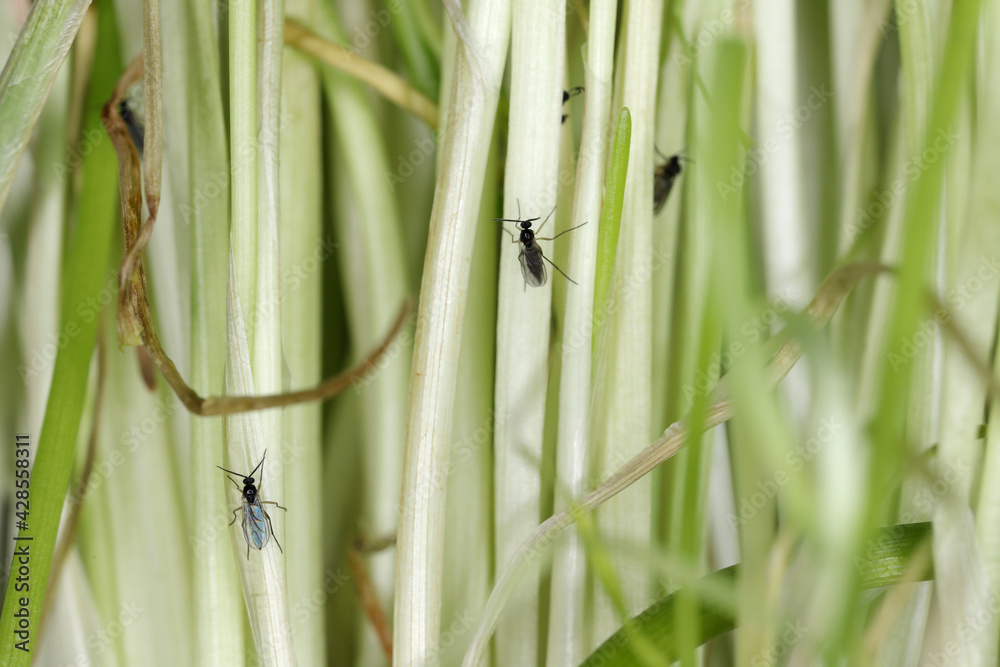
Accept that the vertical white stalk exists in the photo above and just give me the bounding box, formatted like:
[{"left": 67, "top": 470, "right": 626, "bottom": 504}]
[
  {"left": 393, "top": 0, "right": 511, "bottom": 664},
  {"left": 590, "top": 0, "right": 662, "bottom": 639},
  {"left": 493, "top": 2, "right": 564, "bottom": 665},
  {"left": 279, "top": 0, "right": 323, "bottom": 663},
  {"left": 546, "top": 0, "right": 616, "bottom": 664},
  {"left": 225, "top": 0, "right": 294, "bottom": 662},
  {"left": 176, "top": 0, "right": 242, "bottom": 656},
  {"left": 752, "top": 0, "right": 808, "bottom": 296}
]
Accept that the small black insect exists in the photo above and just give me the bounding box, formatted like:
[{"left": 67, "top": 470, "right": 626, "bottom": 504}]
[
  {"left": 495, "top": 204, "right": 587, "bottom": 288},
  {"left": 653, "top": 147, "right": 689, "bottom": 213},
  {"left": 561, "top": 86, "right": 584, "bottom": 124},
  {"left": 218, "top": 451, "right": 287, "bottom": 560},
  {"left": 118, "top": 99, "right": 145, "bottom": 154}
]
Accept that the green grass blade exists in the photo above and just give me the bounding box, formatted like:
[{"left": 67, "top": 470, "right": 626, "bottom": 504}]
[
  {"left": 0, "top": 0, "right": 91, "bottom": 214},
  {"left": 591, "top": 107, "right": 630, "bottom": 346},
  {"left": 0, "top": 3, "right": 121, "bottom": 662},
  {"left": 580, "top": 523, "right": 934, "bottom": 667}
]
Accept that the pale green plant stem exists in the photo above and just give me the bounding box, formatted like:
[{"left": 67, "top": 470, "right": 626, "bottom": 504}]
[
  {"left": 314, "top": 5, "right": 411, "bottom": 665},
  {"left": 279, "top": 2, "right": 324, "bottom": 664},
  {"left": 830, "top": 0, "right": 891, "bottom": 258},
  {"left": 751, "top": 0, "right": 806, "bottom": 293},
  {"left": 440, "top": 145, "right": 499, "bottom": 667},
  {"left": 590, "top": 0, "right": 662, "bottom": 640},
  {"left": 974, "top": 1, "right": 1000, "bottom": 653},
  {"left": 546, "top": 0, "right": 618, "bottom": 664},
  {"left": 393, "top": 0, "right": 511, "bottom": 663},
  {"left": 177, "top": 0, "right": 242, "bottom": 658},
  {"left": 229, "top": 0, "right": 258, "bottom": 337},
  {"left": 869, "top": 2, "right": 982, "bottom": 665},
  {"left": 650, "top": 8, "right": 690, "bottom": 458},
  {"left": 847, "top": 14, "right": 928, "bottom": 665},
  {"left": 0, "top": 0, "right": 90, "bottom": 215},
  {"left": 438, "top": 21, "right": 497, "bottom": 667},
  {"left": 101, "top": 345, "right": 193, "bottom": 664},
  {"left": 225, "top": 0, "right": 295, "bottom": 662},
  {"left": 493, "top": 2, "right": 565, "bottom": 665}
]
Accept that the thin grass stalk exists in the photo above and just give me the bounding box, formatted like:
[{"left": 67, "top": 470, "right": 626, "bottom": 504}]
[
  {"left": 546, "top": 0, "right": 618, "bottom": 663},
  {"left": 650, "top": 6, "right": 690, "bottom": 457},
  {"left": 393, "top": 0, "right": 511, "bottom": 663},
  {"left": 440, "top": 150, "right": 499, "bottom": 667},
  {"left": 229, "top": 0, "right": 258, "bottom": 336},
  {"left": 589, "top": 0, "right": 662, "bottom": 639},
  {"left": 279, "top": 1, "right": 324, "bottom": 664},
  {"left": 751, "top": 0, "right": 807, "bottom": 294},
  {"left": 224, "top": 0, "right": 295, "bottom": 660},
  {"left": 493, "top": 1, "right": 565, "bottom": 664},
  {"left": 142, "top": 0, "right": 162, "bottom": 216},
  {"left": 0, "top": 0, "right": 91, "bottom": 215},
  {"left": 432, "top": 17, "right": 496, "bottom": 667},
  {"left": 830, "top": 0, "right": 891, "bottom": 259},
  {"left": 695, "top": 38, "right": 783, "bottom": 667},
  {"left": 178, "top": 0, "right": 242, "bottom": 657}
]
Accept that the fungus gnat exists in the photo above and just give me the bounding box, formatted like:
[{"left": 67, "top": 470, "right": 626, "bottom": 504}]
[
  {"left": 118, "top": 99, "right": 145, "bottom": 153},
  {"left": 218, "top": 452, "right": 287, "bottom": 560},
  {"left": 495, "top": 204, "right": 587, "bottom": 288},
  {"left": 653, "top": 148, "right": 689, "bottom": 213},
  {"left": 561, "top": 86, "right": 584, "bottom": 124}
]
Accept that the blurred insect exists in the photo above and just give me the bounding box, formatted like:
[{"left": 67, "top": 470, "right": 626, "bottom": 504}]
[
  {"left": 653, "top": 147, "right": 690, "bottom": 213},
  {"left": 495, "top": 204, "right": 587, "bottom": 288},
  {"left": 561, "top": 86, "right": 584, "bottom": 124},
  {"left": 118, "top": 99, "right": 145, "bottom": 154},
  {"left": 219, "top": 451, "right": 286, "bottom": 560}
]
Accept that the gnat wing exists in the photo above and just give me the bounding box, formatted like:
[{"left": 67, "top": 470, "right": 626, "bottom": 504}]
[
  {"left": 519, "top": 246, "right": 547, "bottom": 287},
  {"left": 653, "top": 172, "right": 676, "bottom": 213},
  {"left": 242, "top": 501, "right": 272, "bottom": 550}
]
